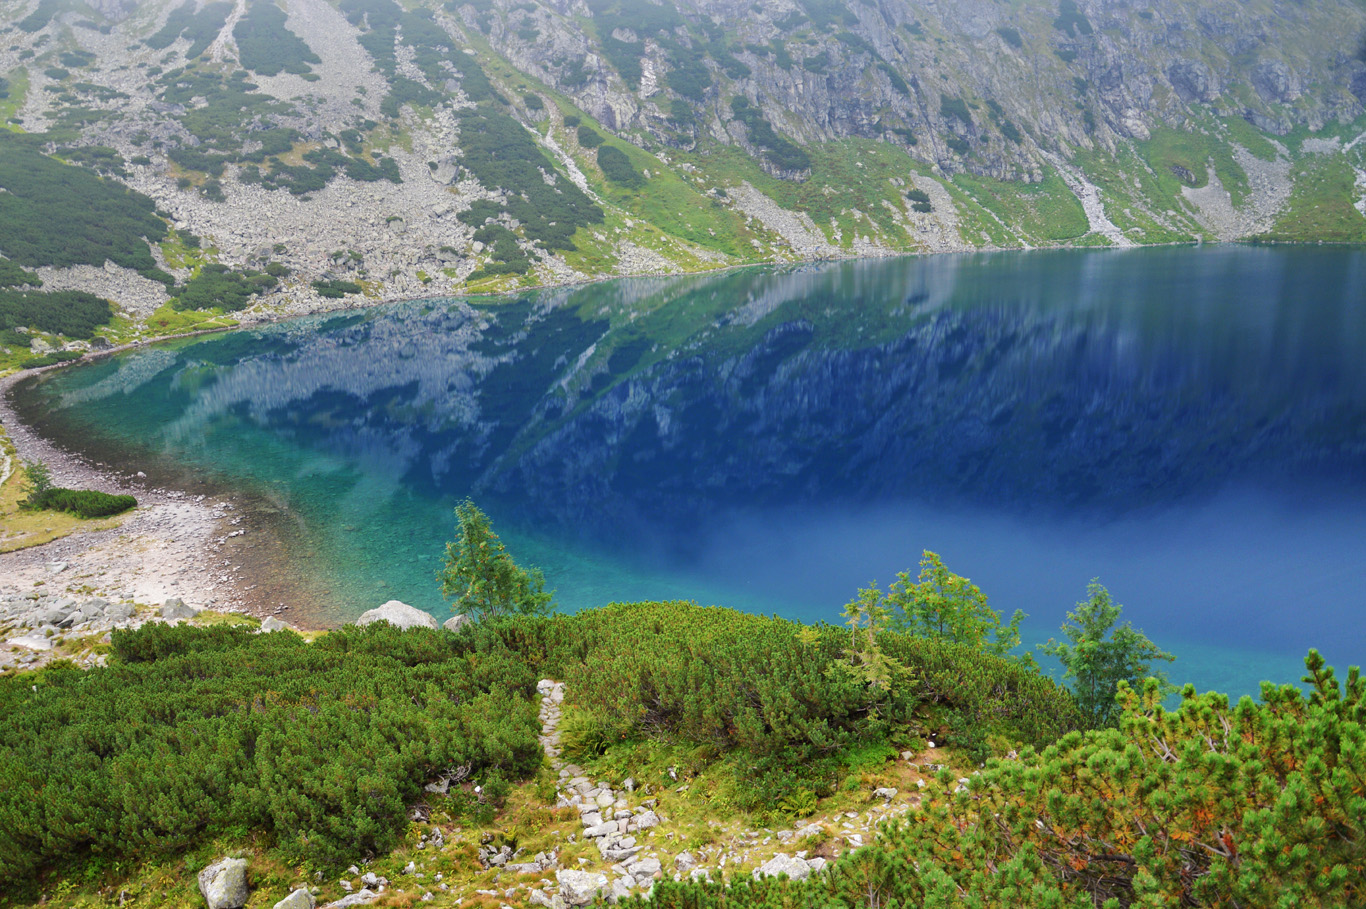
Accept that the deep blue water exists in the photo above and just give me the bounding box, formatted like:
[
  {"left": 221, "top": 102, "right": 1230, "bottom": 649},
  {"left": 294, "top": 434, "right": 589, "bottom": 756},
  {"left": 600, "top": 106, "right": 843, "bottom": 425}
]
[{"left": 15, "top": 246, "right": 1366, "bottom": 698}]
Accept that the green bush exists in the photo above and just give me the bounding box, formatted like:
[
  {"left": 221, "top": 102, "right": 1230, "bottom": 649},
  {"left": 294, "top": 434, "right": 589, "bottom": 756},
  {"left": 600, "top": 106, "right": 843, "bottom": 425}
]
[
  {"left": 16, "top": 351, "right": 83, "bottom": 369},
  {"left": 454, "top": 104, "right": 603, "bottom": 251},
  {"left": 146, "top": 1, "right": 233, "bottom": 58},
  {"left": 940, "top": 95, "right": 973, "bottom": 125},
  {"left": 0, "top": 289, "right": 114, "bottom": 339},
  {"left": 522, "top": 602, "right": 1081, "bottom": 809},
  {"left": 23, "top": 487, "right": 136, "bottom": 517},
  {"left": 233, "top": 0, "right": 320, "bottom": 76},
  {"left": 729, "top": 97, "right": 810, "bottom": 173},
  {"left": 1053, "top": 0, "right": 1093, "bottom": 36},
  {"left": 802, "top": 52, "right": 829, "bottom": 74},
  {"left": 597, "top": 145, "right": 643, "bottom": 188},
  {"left": 312, "top": 279, "right": 363, "bottom": 298},
  {"left": 577, "top": 124, "right": 604, "bottom": 147},
  {"left": 630, "top": 654, "right": 1366, "bottom": 909},
  {"left": 17, "top": 0, "right": 64, "bottom": 33},
  {"left": 0, "top": 622, "right": 542, "bottom": 896},
  {"left": 0, "top": 132, "right": 171, "bottom": 284},
  {"left": 173, "top": 264, "right": 278, "bottom": 312}
]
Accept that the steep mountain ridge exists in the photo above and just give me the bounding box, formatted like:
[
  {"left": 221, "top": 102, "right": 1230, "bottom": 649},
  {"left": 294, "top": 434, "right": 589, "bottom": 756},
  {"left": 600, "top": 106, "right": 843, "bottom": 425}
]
[{"left": 0, "top": 0, "right": 1365, "bottom": 354}]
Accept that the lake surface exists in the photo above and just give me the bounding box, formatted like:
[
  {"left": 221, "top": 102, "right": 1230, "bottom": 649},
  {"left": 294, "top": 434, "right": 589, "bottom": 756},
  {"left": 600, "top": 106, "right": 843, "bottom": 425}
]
[{"left": 14, "top": 246, "right": 1366, "bottom": 698}]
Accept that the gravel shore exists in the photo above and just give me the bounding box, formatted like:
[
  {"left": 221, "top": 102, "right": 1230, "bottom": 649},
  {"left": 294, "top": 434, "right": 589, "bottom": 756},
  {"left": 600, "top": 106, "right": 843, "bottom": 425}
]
[{"left": 0, "top": 369, "right": 267, "bottom": 645}]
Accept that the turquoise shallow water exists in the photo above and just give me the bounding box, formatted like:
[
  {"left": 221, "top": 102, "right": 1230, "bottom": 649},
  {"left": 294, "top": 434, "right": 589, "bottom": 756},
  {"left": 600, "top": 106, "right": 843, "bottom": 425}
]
[{"left": 14, "top": 246, "right": 1366, "bottom": 698}]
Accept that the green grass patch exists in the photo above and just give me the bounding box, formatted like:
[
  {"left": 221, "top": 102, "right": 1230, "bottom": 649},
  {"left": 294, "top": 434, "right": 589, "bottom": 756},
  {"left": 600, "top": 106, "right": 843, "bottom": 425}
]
[
  {"left": 952, "top": 171, "right": 1089, "bottom": 243},
  {"left": 1074, "top": 145, "right": 1206, "bottom": 244},
  {"left": 0, "top": 68, "right": 29, "bottom": 125},
  {"left": 1259, "top": 154, "right": 1366, "bottom": 244},
  {"left": 1221, "top": 115, "right": 1280, "bottom": 161},
  {"left": 144, "top": 303, "right": 240, "bottom": 335},
  {"left": 1278, "top": 112, "right": 1366, "bottom": 156},
  {"left": 1138, "top": 126, "right": 1251, "bottom": 207},
  {"left": 684, "top": 139, "right": 920, "bottom": 249}
]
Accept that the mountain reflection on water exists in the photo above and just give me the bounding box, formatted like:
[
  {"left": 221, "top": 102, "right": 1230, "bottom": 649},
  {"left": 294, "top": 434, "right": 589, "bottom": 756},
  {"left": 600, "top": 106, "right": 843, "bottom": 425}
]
[{"left": 16, "top": 247, "right": 1366, "bottom": 696}]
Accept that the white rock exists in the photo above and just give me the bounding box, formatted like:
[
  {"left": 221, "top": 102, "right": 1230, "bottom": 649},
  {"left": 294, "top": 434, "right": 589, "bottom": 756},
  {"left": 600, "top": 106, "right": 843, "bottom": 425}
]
[
  {"left": 528, "top": 890, "right": 564, "bottom": 909},
  {"left": 633, "top": 809, "right": 660, "bottom": 829},
  {"left": 260, "top": 616, "right": 294, "bottom": 633},
  {"left": 873, "top": 787, "right": 898, "bottom": 800},
  {"left": 354, "top": 600, "right": 438, "bottom": 630},
  {"left": 754, "top": 854, "right": 810, "bottom": 881},
  {"left": 161, "top": 598, "right": 197, "bottom": 620},
  {"left": 584, "top": 821, "right": 618, "bottom": 838},
  {"left": 197, "top": 857, "right": 249, "bottom": 909},
  {"left": 627, "top": 856, "right": 661, "bottom": 882},
  {"left": 7, "top": 634, "right": 53, "bottom": 651},
  {"left": 273, "top": 889, "right": 316, "bottom": 909},
  {"left": 323, "top": 890, "right": 379, "bottom": 908},
  {"left": 443, "top": 614, "right": 472, "bottom": 633},
  {"left": 556, "top": 869, "right": 609, "bottom": 906}
]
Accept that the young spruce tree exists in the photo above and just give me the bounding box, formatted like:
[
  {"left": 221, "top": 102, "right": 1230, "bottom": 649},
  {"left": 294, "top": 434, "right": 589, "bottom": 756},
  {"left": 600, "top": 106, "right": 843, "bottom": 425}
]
[
  {"left": 438, "top": 499, "right": 552, "bottom": 620},
  {"left": 1041, "top": 579, "right": 1173, "bottom": 726}
]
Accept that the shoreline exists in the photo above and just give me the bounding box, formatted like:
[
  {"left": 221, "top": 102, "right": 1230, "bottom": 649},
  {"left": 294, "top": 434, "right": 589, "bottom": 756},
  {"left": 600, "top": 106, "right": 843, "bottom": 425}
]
[{"left": 0, "top": 369, "right": 280, "bottom": 625}]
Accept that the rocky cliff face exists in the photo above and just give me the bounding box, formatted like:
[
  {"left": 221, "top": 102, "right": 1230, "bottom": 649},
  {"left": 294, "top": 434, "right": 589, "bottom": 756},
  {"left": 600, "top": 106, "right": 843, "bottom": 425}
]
[{"left": 0, "top": 0, "right": 1364, "bottom": 336}]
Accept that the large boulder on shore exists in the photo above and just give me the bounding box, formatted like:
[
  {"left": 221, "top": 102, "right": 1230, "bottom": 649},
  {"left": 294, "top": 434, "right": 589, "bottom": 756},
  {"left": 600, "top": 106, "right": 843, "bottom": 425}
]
[
  {"left": 354, "top": 600, "right": 438, "bottom": 630},
  {"left": 197, "top": 857, "right": 249, "bottom": 909},
  {"left": 443, "top": 613, "right": 472, "bottom": 633}
]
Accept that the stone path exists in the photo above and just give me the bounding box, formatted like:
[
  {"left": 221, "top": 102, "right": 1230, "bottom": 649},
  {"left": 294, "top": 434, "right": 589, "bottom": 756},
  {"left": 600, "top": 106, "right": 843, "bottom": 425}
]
[{"left": 532, "top": 679, "right": 667, "bottom": 907}]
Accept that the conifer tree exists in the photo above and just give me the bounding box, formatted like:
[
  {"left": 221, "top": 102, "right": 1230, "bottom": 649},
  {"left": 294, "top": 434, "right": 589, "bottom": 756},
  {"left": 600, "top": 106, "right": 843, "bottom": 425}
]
[
  {"left": 1041, "top": 579, "right": 1173, "bottom": 726},
  {"left": 438, "top": 499, "right": 552, "bottom": 620},
  {"left": 882, "top": 550, "right": 1025, "bottom": 656}
]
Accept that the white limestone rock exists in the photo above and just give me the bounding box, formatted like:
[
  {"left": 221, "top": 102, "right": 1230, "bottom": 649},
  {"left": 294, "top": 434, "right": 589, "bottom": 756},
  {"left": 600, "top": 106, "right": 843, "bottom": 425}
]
[
  {"left": 197, "top": 857, "right": 249, "bottom": 909},
  {"left": 354, "top": 600, "right": 438, "bottom": 630}
]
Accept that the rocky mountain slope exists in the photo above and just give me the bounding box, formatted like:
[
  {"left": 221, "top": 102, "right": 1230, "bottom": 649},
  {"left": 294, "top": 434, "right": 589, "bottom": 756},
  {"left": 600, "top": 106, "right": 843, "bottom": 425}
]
[{"left": 1, "top": 0, "right": 1365, "bottom": 349}]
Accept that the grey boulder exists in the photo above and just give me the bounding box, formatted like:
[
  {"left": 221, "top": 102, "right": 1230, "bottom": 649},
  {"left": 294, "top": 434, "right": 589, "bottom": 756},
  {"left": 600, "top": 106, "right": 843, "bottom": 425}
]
[
  {"left": 754, "top": 853, "right": 811, "bottom": 882},
  {"left": 104, "top": 601, "right": 135, "bottom": 620},
  {"left": 8, "top": 634, "right": 53, "bottom": 652},
  {"left": 354, "top": 600, "right": 438, "bottom": 630},
  {"left": 31, "top": 606, "right": 69, "bottom": 626},
  {"left": 443, "top": 613, "right": 472, "bottom": 633},
  {"left": 323, "top": 889, "right": 378, "bottom": 908},
  {"left": 260, "top": 617, "right": 294, "bottom": 633},
  {"left": 197, "top": 857, "right": 249, "bottom": 909},
  {"left": 273, "top": 889, "right": 316, "bottom": 909},
  {"left": 556, "top": 870, "right": 609, "bottom": 906},
  {"left": 161, "top": 598, "right": 197, "bottom": 620}
]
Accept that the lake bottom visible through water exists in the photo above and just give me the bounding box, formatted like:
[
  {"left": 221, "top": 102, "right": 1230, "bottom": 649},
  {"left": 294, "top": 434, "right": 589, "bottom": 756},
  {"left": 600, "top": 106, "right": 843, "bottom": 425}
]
[{"left": 15, "top": 247, "right": 1366, "bottom": 700}]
